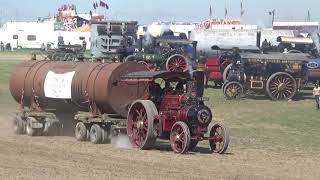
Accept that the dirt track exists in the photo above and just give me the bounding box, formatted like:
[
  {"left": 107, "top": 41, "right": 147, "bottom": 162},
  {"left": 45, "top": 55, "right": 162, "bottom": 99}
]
[{"left": 0, "top": 110, "right": 319, "bottom": 180}]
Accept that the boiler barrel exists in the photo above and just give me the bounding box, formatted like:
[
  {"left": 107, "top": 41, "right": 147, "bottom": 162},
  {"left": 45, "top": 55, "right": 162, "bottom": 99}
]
[{"left": 9, "top": 61, "right": 148, "bottom": 117}]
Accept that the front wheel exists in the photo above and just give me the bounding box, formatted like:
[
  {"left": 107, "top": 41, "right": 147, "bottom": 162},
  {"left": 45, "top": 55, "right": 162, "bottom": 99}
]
[
  {"left": 209, "top": 123, "right": 230, "bottom": 154},
  {"left": 223, "top": 81, "right": 244, "bottom": 99},
  {"left": 170, "top": 121, "right": 191, "bottom": 154}
]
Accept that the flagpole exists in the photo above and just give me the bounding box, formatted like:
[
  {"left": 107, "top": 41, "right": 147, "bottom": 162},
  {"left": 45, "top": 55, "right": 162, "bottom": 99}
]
[{"left": 225, "top": 0, "right": 227, "bottom": 19}]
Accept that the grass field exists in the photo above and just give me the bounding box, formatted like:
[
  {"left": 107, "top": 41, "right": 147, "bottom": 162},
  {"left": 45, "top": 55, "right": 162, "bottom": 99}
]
[{"left": 0, "top": 52, "right": 320, "bottom": 179}]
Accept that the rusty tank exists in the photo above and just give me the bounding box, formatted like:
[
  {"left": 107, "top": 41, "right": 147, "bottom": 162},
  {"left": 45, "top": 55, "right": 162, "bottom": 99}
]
[{"left": 9, "top": 61, "right": 148, "bottom": 117}]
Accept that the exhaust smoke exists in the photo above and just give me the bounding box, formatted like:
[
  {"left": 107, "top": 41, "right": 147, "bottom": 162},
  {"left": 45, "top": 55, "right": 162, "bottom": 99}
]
[
  {"left": 311, "top": 32, "right": 320, "bottom": 56},
  {"left": 110, "top": 134, "right": 132, "bottom": 149}
]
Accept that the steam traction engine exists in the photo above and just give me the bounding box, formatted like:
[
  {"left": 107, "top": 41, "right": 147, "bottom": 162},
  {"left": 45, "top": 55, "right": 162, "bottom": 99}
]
[
  {"left": 122, "top": 71, "right": 229, "bottom": 154},
  {"left": 222, "top": 53, "right": 309, "bottom": 100},
  {"left": 9, "top": 60, "right": 229, "bottom": 154},
  {"left": 125, "top": 39, "right": 198, "bottom": 72}
]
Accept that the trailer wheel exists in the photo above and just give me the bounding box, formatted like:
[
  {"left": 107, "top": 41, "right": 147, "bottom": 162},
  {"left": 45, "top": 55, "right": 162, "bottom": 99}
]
[
  {"left": 89, "top": 124, "right": 103, "bottom": 144},
  {"left": 166, "top": 54, "right": 188, "bottom": 72},
  {"left": 43, "top": 118, "right": 62, "bottom": 136},
  {"left": 75, "top": 122, "right": 87, "bottom": 141},
  {"left": 26, "top": 117, "right": 43, "bottom": 136},
  {"left": 127, "top": 100, "right": 158, "bottom": 150},
  {"left": 223, "top": 81, "right": 244, "bottom": 100},
  {"left": 266, "top": 72, "right": 297, "bottom": 101},
  {"left": 13, "top": 115, "right": 25, "bottom": 135},
  {"left": 209, "top": 123, "right": 229, "bottom": 154},
  {"left": 170, "top": 121, "right": 191, "bottom": 154}
]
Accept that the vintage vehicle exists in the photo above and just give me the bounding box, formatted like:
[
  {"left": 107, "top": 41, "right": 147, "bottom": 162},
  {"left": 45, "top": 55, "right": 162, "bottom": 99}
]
[
  {"left": 90, "top": 20, "right": 138, "bottom": 61},
  {"left": 222, "top": 53, "right": 309, "bottom": 100},
  {"left": 31, "top": 41, "right": 86, "bottom": 61},
  {"left": 307, "top": 57, "right": 320, "bottom": 83},
  {"left": 9, "top": 60, "right": 229, "bottom": 154},
  {"left": 204, "top": 46, "right": 261, "bottom": 87},
  {"left": 46, "top": 43, "right": 86, "bottom": 61},
  {"left": 125, "top": 38, "right": 198, "bottom": 72}
]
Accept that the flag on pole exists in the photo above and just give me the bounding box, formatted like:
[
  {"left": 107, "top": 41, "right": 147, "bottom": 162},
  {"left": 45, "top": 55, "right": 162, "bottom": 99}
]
[
  {"left": 93, "top": 2, "right": 96, "bottom": 9},
  {"left": 100, "top": 0, "right": 109, "bottom": 9},
  {"left": 225, "top": 8, "right": 228, "bottom": 18},
  {"left": 209, "top": 5, "right": 212, "bottom": 17},
  {"left": 224, "top": 0, "right": 228, "bottom": 18},
  {"left": 240, "top": 0, "right": 245, "bottom": 17}
]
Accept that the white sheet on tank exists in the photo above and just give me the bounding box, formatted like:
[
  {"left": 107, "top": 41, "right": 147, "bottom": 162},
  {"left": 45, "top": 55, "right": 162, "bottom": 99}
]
[{"left": 44, "top": 71, "right": 75, "bottom": 99}]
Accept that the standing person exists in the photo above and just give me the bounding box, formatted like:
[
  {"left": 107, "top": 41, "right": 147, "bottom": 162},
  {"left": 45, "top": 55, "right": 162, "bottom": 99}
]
[
  {"left": 82, "top": 39, "right": 87, "bottom": 51},
  {"left": 313, "top": 82, "right": 320, "bottom": 110},
  {"left": 0, "top": 41, "right": 4, "bottom": 51},
  {"left": 261, "top": 39, "right": 269, "bottom": 54}
]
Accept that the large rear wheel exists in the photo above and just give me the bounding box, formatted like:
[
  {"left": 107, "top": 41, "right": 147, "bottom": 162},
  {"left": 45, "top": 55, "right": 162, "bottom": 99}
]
[
  {"left": 222, "top": 64, "right": 233, "bottom": 82},
  {"left": 166, "top": 54, "right": 188, "bottom": 72},
  {"left": 266, "top": 72, "right": 297, "bottom": 100},
  {"left": 127, "top": 100, "right": 158, "bottom": 150}
]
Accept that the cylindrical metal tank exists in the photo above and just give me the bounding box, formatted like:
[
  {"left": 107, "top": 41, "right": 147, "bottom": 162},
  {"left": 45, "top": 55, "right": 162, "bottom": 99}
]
[{"left": 9, "top": 61, "right": 149, "bottom": 117}]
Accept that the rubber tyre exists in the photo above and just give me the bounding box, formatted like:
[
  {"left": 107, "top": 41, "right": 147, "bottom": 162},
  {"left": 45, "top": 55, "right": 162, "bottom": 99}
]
[
  {"left": 75, "top": 122, "right": 88, "bottom": 141},
  {"left": 43, "top": 119, "right": 62, "bottom": 136},
  {"left": 26, "top": 117, "right": 42, "bottom": 136},
  {"left": 13, "top": 115, "right": 25, "bottom": 135},
  {"left": 90, "top": 124, "right": 103, "bottom": 144}
]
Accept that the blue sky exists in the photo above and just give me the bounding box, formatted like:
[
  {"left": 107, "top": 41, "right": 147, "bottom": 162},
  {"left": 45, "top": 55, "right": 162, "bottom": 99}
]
[{"left": 0, "top": 0, "right": 319, "bottom": 26}]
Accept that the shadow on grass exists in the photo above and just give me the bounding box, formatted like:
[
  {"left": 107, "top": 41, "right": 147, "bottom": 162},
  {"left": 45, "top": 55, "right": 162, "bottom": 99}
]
[{"left": 153, "top": 141, "right": 234, "bottom": 155}]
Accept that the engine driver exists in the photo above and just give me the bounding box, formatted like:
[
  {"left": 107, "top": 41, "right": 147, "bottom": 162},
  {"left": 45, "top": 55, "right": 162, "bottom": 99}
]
[{"left": 149, "top": 82, "right": 162, "bottom": 105}]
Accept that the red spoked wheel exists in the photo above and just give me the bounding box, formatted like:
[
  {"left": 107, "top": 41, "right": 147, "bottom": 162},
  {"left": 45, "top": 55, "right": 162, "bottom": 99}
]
[
  {"left": 166, "top": 54, "right": 188, "bottom": 72},
  {"left": 127, "top": 100, "right": 158, "bottom": 150},
  {"left": 209, "top": 123, "right": 229, "bottom": 154},
  {"left": 170, "top": 121, "right": 190, "bottom": 154}
]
